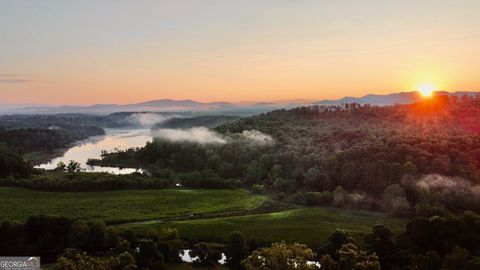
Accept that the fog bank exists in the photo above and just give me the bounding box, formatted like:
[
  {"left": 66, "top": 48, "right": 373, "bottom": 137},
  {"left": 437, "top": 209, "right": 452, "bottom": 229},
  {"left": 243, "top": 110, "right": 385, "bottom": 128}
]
[
  {"left": 153, "top": 127, "right": 273, "bottom": 145},
  {"left": 128, "top": 113, "right": 178, "bottom": 127},
  {"left": 154, "top": 127, "right": 227, "bottom": 144}
]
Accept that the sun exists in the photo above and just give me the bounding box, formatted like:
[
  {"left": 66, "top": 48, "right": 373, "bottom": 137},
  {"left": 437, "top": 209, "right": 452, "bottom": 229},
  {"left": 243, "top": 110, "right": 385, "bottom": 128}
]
[{"left": 418, "top": 84, "right": 436, "bottom": 97}]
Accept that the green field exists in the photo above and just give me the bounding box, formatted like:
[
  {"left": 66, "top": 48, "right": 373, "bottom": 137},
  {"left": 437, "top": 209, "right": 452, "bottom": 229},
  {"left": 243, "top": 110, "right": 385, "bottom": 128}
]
[
  {"left": 0, "top": 186, "right": 408, "bottom": 248},
  {"left": 124, "top": 207, "right": 407, "bottom": 247},
  {"left": 0, "top": 187, "right": 266, "bottom": 223}
]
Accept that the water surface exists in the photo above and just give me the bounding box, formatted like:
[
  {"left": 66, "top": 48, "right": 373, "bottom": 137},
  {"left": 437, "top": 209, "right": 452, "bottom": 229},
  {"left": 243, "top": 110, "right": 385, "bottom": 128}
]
[{"left": 36, "top": 129, "right": 152, "bottom": 174}]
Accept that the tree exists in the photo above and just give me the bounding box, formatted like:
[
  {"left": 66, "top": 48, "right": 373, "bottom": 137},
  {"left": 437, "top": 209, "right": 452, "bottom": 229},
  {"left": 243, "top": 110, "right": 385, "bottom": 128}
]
[
  {"left": 67, "top": 160, "right": 82, "bottom": 173},
  {"left": 364, "top": 225, "right": 403, "bottom": 269},
  {"left": 226, "top": 231, "right": 248, "bottom": 270},
  {"left": 403, "top": 161, "right": 417, "bottom": 175},
  {"left": 332, "top": 186, "right": 350, "bottom": 207},
  {"left": 111, "top": 251, "right": 137, "bottom": 270},
  {"left": 442, "top": 246, "right": 480, "bottom": 270},
  {"left": 304, "top": 168, "right": 331, "bottom": 191},
  {"left": 156, "top": 228, "right": 183, "bottom": 263},
  {"left": 87, "top": 221, "right": 107, "bottom": 250},
  {"left": 337, "top": 243, "right": 380, "bottom": 270},
  {"left": 242, "top": 241, "right": 319, "bottom": 270},
  {"left": 68, "top": 220, "right": 89, "bottom": 249},
  {"left": 115, "top": 240, "right": 132, "bottom": 255},
  {"left": 136, "top": 239, "right": 164, "bottom": 270},
  {"left": 409, "top": 251, "right": 441, "bottom": 270},
  {"left": 105, "top": 227, "right": 121, "bottom": 248},
  {"left": 247, "top": 238, "right": 258, "bottom": 253},
  {"left": 430, "top": 155, "right": 451, "bottom": 175},
  {"left": 273, "top": 177, "right": 290, "bottom": 192},
  {"left": 56, "top": 161, "right": 66, "bottom": 171},
  {"left": 55, "top": 249, "right": 110, "bottom": 270},
  {"left": 382, "top": 184, "right": 411, "bottom": 216},
  {"left": 319, "top": 255, "right": 337, "bottom": 270},
  {"left": 190, "top": 242, "right": 222, "bottom": 268},
  {"left": 319, "top": 229, "right": 356, "bottom": 258},
  {"left": 245, "top": 161, "right": 266, "bottom": 185}
]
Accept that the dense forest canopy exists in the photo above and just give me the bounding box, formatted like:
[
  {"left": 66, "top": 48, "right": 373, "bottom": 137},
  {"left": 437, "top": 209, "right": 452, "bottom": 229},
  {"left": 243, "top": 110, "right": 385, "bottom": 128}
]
[
  {"left": 0, "top": 128, "right": 104, "bottom": 154},
  {"left": 2, "top": 94, "right": 480, "bottom": 269},
  {"left": 93, "top": 94, "right": 480, "bottom": 209},
  {"left": 0, "top": 114, "right": 107, "bottom": 154},
  {"left": 0, "top": 145, "right": 32, "bottom": 179}
]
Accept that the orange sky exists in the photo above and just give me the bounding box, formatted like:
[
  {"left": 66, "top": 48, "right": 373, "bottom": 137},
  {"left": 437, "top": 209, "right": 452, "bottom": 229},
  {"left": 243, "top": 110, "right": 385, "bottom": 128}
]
[{"left": 1, "top": 1, "right": 479, "bottom": 105}]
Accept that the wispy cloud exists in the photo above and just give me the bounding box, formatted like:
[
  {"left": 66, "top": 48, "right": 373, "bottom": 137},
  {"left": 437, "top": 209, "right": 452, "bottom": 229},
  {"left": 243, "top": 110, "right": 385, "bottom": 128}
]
[{"left": 0, "top": 74, "right": 35, "bottom": 84}]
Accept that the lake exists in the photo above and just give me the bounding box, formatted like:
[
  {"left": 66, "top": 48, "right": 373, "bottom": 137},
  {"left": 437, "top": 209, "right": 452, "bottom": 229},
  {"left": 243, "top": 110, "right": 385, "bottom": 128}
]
[{"left": 36, "top": 128, "right": 153, "bottom": 174}]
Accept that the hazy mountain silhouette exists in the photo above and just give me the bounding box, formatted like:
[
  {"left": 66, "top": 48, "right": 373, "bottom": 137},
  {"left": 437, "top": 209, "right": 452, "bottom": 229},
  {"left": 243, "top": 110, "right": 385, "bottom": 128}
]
[
  {"left": 0, "top": 99, "right": 290, "bottom": 115},
  {"left": 1, "top": 92, "right": 477, "bottom": 115},
  {"left": 316, "top": 91, "right": 478, "bottom": 106}
]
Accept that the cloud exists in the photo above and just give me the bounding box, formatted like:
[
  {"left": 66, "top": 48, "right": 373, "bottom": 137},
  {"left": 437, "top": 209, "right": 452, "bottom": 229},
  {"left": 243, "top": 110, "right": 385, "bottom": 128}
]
[
  {"left": 153, "top": 127, "right": 274, "bottom": 146},
  {"left": 153, "top": 127, "right": 227, "bottom": 144},
  {"left": 0, "top": 74, "right": 35, "bottom": 84}
]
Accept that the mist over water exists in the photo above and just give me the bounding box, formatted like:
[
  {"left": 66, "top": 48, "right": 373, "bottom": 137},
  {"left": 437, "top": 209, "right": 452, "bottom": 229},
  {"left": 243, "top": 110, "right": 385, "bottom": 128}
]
[{"left": 37, "top": 124, "right": 273, "bottom": 174}]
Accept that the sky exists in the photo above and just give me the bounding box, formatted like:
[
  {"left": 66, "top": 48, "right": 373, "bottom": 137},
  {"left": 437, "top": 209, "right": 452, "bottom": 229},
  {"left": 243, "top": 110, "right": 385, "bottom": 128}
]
[{"left": 1, "top": 0, "right": 479, "bottom": 105}]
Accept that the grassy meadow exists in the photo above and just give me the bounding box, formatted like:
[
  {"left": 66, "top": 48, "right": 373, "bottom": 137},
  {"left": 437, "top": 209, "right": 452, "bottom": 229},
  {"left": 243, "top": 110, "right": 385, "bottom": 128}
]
[
  {"left": 0, "top": 187, "right": 266, "bottom": 223},
  {"left": 123, "top": 207, "right": 407, "bottom": 248},
  {"left": 0, "top": 186, "right": 407, "bottom": 248}
]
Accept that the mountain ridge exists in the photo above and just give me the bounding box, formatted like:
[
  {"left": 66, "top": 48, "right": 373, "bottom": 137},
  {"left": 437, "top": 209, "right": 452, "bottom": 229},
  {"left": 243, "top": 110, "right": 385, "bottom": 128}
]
[
  {"left": 1, "top": 91, "right": 478, "bottom": 115},
  {"left": 316, "top": 91, "right": 478, "bottom": 106}
]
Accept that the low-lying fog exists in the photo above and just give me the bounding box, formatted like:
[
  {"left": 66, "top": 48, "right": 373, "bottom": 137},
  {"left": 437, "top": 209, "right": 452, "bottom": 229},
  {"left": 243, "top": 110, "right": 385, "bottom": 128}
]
[{"left": 36, "top": 113, "right": 273, "bottom": 174}]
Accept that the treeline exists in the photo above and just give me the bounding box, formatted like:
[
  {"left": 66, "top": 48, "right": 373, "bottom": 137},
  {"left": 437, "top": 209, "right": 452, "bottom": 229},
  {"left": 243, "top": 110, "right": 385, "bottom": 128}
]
[
  {"left": 0, "top": 114, "right": 105, "bottom": 159},
  {"left": 0, "top": 114, "right": 106, "bottom": 136},
  {"left": 0, "top": 128, "right": 103, "bottom": 154},
  {"left": 0, "top": 113, "right": 105, "bottom": 129},
  {"left": 0, "top": 171, "right": 172, "bottom": 192},
  {"left": 312, "top": 211, "right": 480, "bottom": 270},
  {"left": 95, "top": 94, "right": 480, "bottom": 196},
  {"left": 4, "top": 210, "right": 480, "bottom": 269},
  {"left": 0, "top": 215, "right": 184, "bottom": 269},
  {"left": 0, "top": 112, "right": 193, "bottom": 130},
  {"left": 0, "top": 114, "right": 107, "bottom": 177}
]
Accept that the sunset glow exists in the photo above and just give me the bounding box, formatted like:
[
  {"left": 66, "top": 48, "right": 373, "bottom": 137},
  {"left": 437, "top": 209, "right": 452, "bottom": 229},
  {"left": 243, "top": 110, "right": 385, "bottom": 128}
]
[
  {"left": 1, "top": 1, "right": 479, "bottom": 105},
  {"left": 418, "top": 84, "right": 436, "bottom": 97}
]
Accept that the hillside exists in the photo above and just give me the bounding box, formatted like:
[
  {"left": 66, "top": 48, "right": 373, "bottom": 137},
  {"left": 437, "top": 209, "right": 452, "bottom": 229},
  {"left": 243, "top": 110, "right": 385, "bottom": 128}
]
[
  {"left": 91, "top": 93, "right": 480, "bottom": 214},
  {"left": 316, "top": 91, "right": 478, "bottom": 105}
]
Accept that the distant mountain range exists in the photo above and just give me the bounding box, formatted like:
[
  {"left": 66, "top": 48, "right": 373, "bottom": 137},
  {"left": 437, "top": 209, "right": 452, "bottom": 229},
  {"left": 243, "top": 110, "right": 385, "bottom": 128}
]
[
  {"left": 316, "top": 91, "right": 478, "bottom": 106},
  {"left": 0, "top": 99, "right": 306, "bottom": 115},
  {"left": 0, "top": 91, "right": 477, "bottom": 115}
]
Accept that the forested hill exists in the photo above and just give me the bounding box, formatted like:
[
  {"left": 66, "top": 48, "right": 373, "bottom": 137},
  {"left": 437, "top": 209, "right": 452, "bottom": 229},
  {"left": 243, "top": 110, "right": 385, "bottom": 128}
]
[
  {"left": 0, "top": 114, "right": 106, "bottom": 154},
  {"left": 95, "top": 93, "right": 480, "bottom": 207},
  {"left": 216, "top": 93, "right": 480, "bottom": 139},
  {"left": 0, "top": 128, "right": 98, "bottom": 154}
]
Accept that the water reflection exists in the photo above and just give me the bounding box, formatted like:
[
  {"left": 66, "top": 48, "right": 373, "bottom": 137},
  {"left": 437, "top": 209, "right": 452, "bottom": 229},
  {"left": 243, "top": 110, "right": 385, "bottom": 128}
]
[
  {"left": 180, "top": 249, "right": 226, "bottom": 264},
  {"left": 36, "top": 129, "right": 152, "bottom": 174},
  {"left": 179, "top": 249, "right": 320, "bottom": 268}
]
